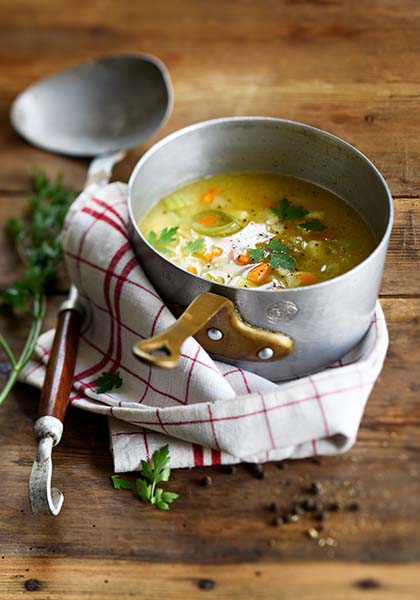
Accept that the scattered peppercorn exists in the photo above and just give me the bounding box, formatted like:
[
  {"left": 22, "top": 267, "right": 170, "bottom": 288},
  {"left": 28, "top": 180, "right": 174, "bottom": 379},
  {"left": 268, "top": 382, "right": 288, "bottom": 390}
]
[
  {"left": 314, "top": 511, "right": 328, "bottom": 521},
  {"left": 292, "top": 503, "right": 304, "bottom": 516},
  {"left": 223, "top": 465, "right": 237, "bottom": 475},
  {"left": 348, "top": 502, "right": 360, "bottom": 511},
  {"left": 283, "top": 513, "right": 293, "bottom": 523},
  {"left": 301, "top": 498, "right": 316, "bottom": 511},
  {"left": 327, "top": 501, "right": 340, "bottom": 512},
  {"left": 309, "top": 482, "right": 322, "bottom": 495},
  {"left": 276, "top": 462, "right": 286, "bottom": 470},
  {"left": 197, "top": 579, "right": 215, "bottom": 590},
  {"left": 251, "top": 464, "right": 266, "bottom": 479},
  {"left": 272, "top": 516, "right": 284, "bottom": 527},
  {"left": 200, "top": 476, "right": 212, "bottom": 487},
  {"left": 269, "top": 502, "right": 279, "bottom": 513}
]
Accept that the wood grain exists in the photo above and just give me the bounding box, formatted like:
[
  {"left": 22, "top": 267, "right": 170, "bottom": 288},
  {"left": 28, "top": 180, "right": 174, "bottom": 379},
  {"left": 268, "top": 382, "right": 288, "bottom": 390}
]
[
  {"left": 0, "top": 299, "right": 419, "bottom": 566},
  {"left": 1, "top": 1, "right": 420, "bottom": 196},
  {"left": 38, "top": 309, "right": 83, "bottom": 421},
  {"left": 0, "top": 1, "right": 419, "bottom": 598},
  {"left": 1, "top": 558, "right": 419, "bottom": 600}
]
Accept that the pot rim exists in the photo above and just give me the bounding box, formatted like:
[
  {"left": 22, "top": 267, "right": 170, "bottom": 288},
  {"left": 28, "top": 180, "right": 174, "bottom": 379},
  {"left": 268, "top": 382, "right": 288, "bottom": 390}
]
[{"left": 128, "top": 116, "right": 393, "bottom": 296}]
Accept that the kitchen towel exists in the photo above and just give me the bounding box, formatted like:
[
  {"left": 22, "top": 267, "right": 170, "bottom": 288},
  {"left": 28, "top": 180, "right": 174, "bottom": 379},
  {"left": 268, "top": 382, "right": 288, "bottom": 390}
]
[{"left": 21, "top": 182, "right": 389, "bottom": 471}]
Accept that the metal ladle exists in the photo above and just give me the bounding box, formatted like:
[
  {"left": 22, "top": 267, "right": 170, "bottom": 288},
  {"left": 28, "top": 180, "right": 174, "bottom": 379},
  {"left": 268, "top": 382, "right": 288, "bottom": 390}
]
[{"left": 10, "top": 54, "right": 173, "bottom": 515}]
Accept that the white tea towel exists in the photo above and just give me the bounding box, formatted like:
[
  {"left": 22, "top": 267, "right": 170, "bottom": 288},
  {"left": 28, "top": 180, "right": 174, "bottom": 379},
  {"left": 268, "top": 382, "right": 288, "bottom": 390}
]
[{"left": 21, "top": 183, "right": 389, "bottom": 471}]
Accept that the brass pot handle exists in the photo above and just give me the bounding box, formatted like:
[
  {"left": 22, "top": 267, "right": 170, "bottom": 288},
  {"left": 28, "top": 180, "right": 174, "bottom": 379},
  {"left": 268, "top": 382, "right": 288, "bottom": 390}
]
[{"left": 132, "top": 292, "right": 294, "bottom": 369}]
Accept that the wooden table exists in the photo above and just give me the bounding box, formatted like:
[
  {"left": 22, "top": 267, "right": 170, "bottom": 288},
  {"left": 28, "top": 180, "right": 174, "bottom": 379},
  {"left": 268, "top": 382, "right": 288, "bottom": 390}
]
[{"left": 1, "top": 2, "right": 419, "bottom": 598}]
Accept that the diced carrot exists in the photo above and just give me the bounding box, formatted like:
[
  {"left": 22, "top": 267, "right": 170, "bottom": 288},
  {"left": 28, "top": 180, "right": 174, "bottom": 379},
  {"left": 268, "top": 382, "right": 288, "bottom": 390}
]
[
  {"left": 247, "top": 263, "right": 272, "bottom": 284},
  {"left": 201, "top": 187, "right": 220, "bottom": 203},
  {"left": 298, "top": 272, "right": 318, "bottom": 286},
  {"left": 198, "top": 214, "right": 217, "bottom": 226},
  {"left": 187, "top": 266, "right": 198, "bottom": 275},
  {"left": 236, "top": 253, "right": 252, "bottom": 265},
  {"left": 312, "top": 229, "right": 334, "bottom": 241},
  {"left": 264, "top": 199, "right": 276, "bottom": 208},
  {"left": 202, "top": 247, "right": 223, "bottom": 262}
]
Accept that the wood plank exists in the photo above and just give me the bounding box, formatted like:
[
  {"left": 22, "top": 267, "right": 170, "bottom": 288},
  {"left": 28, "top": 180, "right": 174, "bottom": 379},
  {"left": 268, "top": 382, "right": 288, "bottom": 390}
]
[
  {"left": 0, "top": 193, "right": 418, "bottom": 296},
  {"left": 1, "top": 1, "right": 420, "bottom": 195},
  {"left": 1, "top": 558, "right": 419, "bottom": 600},
  {"left": 0, "top": 298, "right": 419, "bottom": 565}
]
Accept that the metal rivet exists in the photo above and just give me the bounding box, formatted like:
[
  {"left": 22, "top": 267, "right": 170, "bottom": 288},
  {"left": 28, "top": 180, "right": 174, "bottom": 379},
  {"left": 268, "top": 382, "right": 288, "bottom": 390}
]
[
  {"left": 257, "top": 347, "right": 274, "bottom": 360},
  {"left": 207, "top": 328, "right": 223, "bottom": 341}
]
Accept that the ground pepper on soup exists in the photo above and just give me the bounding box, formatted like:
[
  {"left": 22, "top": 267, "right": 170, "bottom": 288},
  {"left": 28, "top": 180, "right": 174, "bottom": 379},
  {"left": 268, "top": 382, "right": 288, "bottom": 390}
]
[{"left": 139, "top": 173, "right": 376, "bottom": 289}]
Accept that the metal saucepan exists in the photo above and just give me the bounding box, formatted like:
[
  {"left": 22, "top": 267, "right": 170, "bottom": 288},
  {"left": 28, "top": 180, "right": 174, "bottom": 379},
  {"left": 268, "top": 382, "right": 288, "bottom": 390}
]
[{"left": 127, "top": 117, "right": 393, "bottom": 381}]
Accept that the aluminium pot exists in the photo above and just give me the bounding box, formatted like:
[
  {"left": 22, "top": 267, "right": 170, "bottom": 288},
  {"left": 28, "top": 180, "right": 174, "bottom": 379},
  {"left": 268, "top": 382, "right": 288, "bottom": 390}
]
[{"left": 127, "top": 117, "right": 393, "bottom": 381}]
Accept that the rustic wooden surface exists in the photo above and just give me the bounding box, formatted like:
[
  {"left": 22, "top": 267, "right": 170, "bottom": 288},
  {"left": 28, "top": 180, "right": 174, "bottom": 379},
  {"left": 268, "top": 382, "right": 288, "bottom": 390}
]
[{"left": 0, "top": 1, "right": 419, "bottom": 598}]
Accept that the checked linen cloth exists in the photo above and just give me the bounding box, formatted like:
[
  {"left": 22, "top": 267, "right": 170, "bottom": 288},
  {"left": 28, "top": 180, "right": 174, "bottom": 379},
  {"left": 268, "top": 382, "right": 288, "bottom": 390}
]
[{"left": 21, "top": 182, "right": 389, "bottom": 472}]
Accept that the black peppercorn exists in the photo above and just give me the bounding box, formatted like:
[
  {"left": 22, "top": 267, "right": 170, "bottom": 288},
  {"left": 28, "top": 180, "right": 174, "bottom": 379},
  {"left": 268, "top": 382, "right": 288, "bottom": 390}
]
[
  {"left": 200, "top": 476, "right": 212, "bottom": 487},
  {"left": 310, "top": 482, "right": 322, "bottom": 495},
  {"left": 269, "top": 502, "right": 279, "bottom": 512},
  {"left": 301, "top": 498, "right": 316, "bottom": 511}
]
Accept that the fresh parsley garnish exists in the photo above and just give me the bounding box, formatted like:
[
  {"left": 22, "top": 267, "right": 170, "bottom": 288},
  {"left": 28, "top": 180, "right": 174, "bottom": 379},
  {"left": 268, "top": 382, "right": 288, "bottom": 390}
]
[
  {"left": 271, "top": 198, "right": 309, "bottom": 221},
  {"left": 95, "top": 371, "right": 123, "bottom": 394},
  {"left": 299, "top": 219, "right": 326, "bottom": 232},
  {"left": 247, "top": 247, "right": 266, "bottom": 262},
  {"left": 247, "top": 238, "right": 296, "bottom": 272},
  {"left": 186, "top": 238, "right": 204, "bottom": 254},
  {"left": 269, "top": 251, "right": 296, "bottom": 270},
  {"left": 111, "top": 475, "right": 132, "bottom": 490},
  {"left": 137, "top": 445, "right": 179, "bottom": 510},
  {"left": 0, "top": 171, "right": 76, "bottom": 406},
  {"left": 147, "top": 227, "right": 179, "bottom": 254}
]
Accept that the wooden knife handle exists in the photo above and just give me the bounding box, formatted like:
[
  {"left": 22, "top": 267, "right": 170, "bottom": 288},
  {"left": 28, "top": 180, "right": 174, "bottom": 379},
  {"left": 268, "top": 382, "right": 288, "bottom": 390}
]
[{"left": 38, "top": 308, "right": 83, "bottom": 422}]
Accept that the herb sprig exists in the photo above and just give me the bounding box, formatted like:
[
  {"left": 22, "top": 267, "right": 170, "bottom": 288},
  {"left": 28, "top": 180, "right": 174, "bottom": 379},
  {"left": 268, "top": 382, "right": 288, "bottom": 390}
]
[
  {"left": 247, "top": 238, "right": 296, "bottom": 271},
  {"left": 0, "top": 171, "right": 76, "bottom": 406},
  {"left": 111, "top": 445, "right": 179, "bottom": 511},
  {"left": 95, "top": 371, "right": 123, "bottom": 394},
  {"left": 298, "top": 218, "right": 327, "bottom": 232},
  {"left": 271, "top": 198, "right": 309, "bottom": 221},
  {"left": 147, "top": 227, "right": 179, "bottom": 254},
  {"left": 186, "top": 238, "right": 204, "bottom": 254}
]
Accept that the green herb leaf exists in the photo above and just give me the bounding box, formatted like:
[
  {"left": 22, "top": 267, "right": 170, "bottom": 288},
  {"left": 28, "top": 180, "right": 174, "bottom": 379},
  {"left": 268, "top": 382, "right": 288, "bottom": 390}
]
[
  {"left": 298, "top": 219, "right": 327, "bottom": 232},
  {"left": 111, "top": 475, "right": 132, "bottom": 490},
  {"left": 186, "top": 238, "right": 204, "bottom": 254},
  {"left": 267, "top": 239, "right": 292, "bottom": 253},
  {"left": 95, "top": 371, "right": 123, "bottom": 394},
  {"left": 147, "top": 227, "right": 179, "bottom": 254},
  {"left": 135, "top": 445, "right": 179, "bottom": 510},
  {"left": 269, "top": 252, "right": 296, "bottom": 271},
  {"left": 136, "top": 478, "right": 151, "bottom": 502},
  {"left": 271, "top": 198, "right": 309, "bottom": 221},
  {"left": 247, "top": 248, "right": 266, "bottom": 262},
  {"left": 0, "top": 171, "right": 75, "bottom": 407}
]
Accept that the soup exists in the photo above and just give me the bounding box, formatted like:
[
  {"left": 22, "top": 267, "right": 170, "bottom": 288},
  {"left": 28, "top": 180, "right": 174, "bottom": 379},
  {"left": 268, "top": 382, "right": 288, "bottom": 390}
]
[{"left": 139, "top": 173, "right": 376, "bottom": 290}]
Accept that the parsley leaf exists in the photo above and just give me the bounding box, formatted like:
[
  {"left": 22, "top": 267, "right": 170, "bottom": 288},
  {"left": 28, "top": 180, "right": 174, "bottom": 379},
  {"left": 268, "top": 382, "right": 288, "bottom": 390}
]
[
  {"left": 247, "top": 247, "right": 266, "bottom": 262},
  {"left": 136, "top": 445, "right": 179, "bottom": 510},
  {"left": 111, "top": 475, "right": 132, "bottom": 490},
  {"left": 95, "top": 371, "right": 123, "bottom": 394},
  {"left": 186, "top": 238, "right": 204, "bottom": 254},
  {"left": 271, "top": 198, "right": 309, "bottom": 221},
  {"left": 298, "top": 219, "right": 327, "bottom": 232},
  {"left": 267, "top": 239, "right": 292, "bottom": 253},
  {"left": 269, "top": 252, "right": 296, "bottom": 271},
  {"left": 147, "top": 227, "right": 179, "bottom": 254},
  {"left": 247, "top": 239, "right": 296, "bottom": 272}
]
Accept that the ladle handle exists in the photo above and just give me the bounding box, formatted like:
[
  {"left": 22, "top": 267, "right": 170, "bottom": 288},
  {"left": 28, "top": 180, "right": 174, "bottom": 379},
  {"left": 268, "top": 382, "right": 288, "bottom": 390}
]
[{"left": 38, "top": 287, "right": 84, "bottom": 422}]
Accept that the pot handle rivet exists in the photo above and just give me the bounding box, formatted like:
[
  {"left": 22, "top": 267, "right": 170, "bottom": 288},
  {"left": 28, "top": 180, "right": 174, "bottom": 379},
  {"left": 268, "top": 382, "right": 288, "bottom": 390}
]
[
  {"left": 207, "top": 327, "right": 223, "bottom": 341},
  {"left": 257, "top": 347, "right": 274, "bottom": 360}
]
